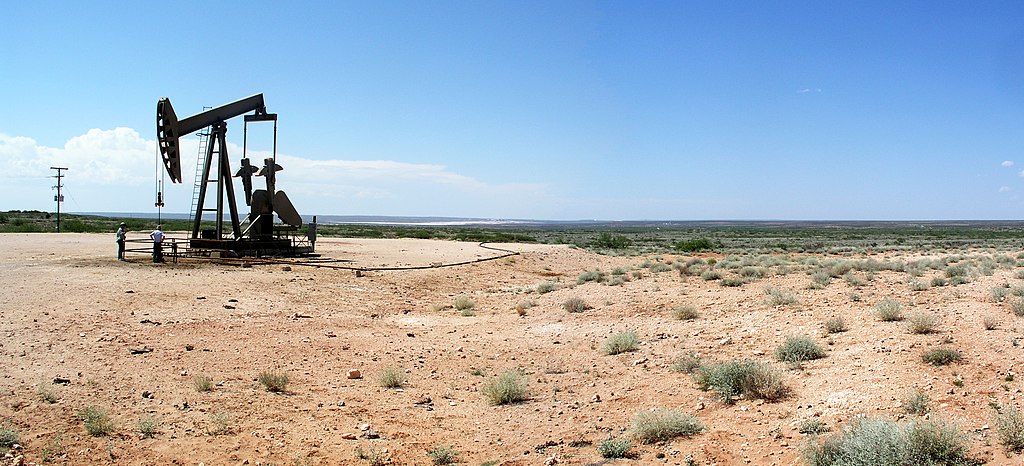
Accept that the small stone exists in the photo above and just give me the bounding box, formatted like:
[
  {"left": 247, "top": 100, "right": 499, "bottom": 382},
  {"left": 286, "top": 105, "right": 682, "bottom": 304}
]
[
  {"left": 142, "top": 390, "right": 154, "bottom": 399},
  {"left": 362, "top": 429, "right": 380, "bottom": 439},
  {"left": 413, "top": 396, "right": 432, "bottom": 405},
  {"left": 341, "top": 433, "right": 357, "bottom": 440},
  {"left": 347, "top": 369, "right": 362, "bottom": 379},
  {"left": 719, "top": 337, "right": 733, "bottom": 346},
  {"left": 337, "top": 400, "right": 346, "bottom": 407},
  {"left": 281, "top": 266, "right": 292, "bottom": 272},
  {"left": 591, "top": 394, "right": 601, "bottom": 403},
  {"left": 180, "top": 370, "right": 188, "bottom": 376},
  {"left": 185, "top": 344, "right": 195, "bottom": 351}
]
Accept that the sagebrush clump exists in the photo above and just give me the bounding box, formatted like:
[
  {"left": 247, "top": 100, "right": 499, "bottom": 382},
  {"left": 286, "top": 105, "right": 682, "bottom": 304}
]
[
  {"left": 602, "top": 330, "right": 639, "bottom": 355},
  {"left": 562, "top": 296, "right": 590, "bottom": 313},
  {"left": 775, "top": 335, "right": 826, "bottom": 363},
  {"left": 480, "top": 370, "right": 528, "bottom": 405},
  {"left": 631, "top": 408, "right": 704, "bottom": 443},
  {"left": 803, "top": 418, "right": 974, "bottom": 466},
  {"left": 258, "top": 369, "right": 290, "bottom": 392},
  {"left": 874, "top": 298, "right": 903, "bottom": 321},
  {"left": 694, "top": 360, "right": 789, "bottom": 403}
]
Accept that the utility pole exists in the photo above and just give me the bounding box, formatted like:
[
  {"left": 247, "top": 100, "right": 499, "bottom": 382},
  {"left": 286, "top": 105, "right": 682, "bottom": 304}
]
[{"left": 50, "top": 166, "right": 67, "bottom": 232}]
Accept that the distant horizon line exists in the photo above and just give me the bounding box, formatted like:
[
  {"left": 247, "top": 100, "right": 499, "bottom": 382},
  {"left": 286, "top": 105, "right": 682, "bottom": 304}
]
[{"left": 46, "top": 211, "right": 1024, "bottom": 226}]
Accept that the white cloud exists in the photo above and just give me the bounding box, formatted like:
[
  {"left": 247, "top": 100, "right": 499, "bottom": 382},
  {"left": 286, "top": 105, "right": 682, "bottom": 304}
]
[
  {"left": 1000, "top": 186, "right": 1012, "bottom": 193},
  {"left": 0, "top": 128, "right": 552, "bottom": 218},
  {"left": 797, "top": 88, "right": 822, "bottom": 94},
  {"left": 1002, "top": 160, "right": 1015, "bottom": 168}
]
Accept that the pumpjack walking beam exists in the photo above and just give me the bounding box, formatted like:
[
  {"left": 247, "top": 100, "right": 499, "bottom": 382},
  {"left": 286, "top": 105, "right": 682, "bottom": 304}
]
[{"left": 156, "top": 94, "right": 274, "bottom": 240}]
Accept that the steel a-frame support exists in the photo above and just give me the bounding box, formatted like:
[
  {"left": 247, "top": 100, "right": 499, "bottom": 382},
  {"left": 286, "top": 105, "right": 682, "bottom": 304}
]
[{"left": 191, "top": 122, "right": 242, "bottom": 240}]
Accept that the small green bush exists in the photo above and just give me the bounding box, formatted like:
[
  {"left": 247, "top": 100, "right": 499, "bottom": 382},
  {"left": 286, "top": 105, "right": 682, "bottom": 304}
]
[
  {"left": 562, "top": 297, "right": 590, "bottom": 313},
  {"left": 480, "top": 370, "right": 528, "bottom": 405},
  {"left": 721, "top": 276, "right": 745, "bottom": 287},
  {"left": 675, "top": 238, "right": 716, "bottom": 252},
  {"left": 902, "top": 391, "right": 929, "bottom": 415},
  {"left": 906, "top": 312, "right": 939, "bottom": 334},
  {"left": 764, "top": 286, "right": 798, "bottom": 306},
  {"left": 453, "top": 294, "right": 475, "bottom": 311},
  {"left": 194, "top": 374, "right": 214, "bottom": 392},
  {"left": 138, "top": 415, "right": 160, "bottom": 439},
  {"left": 701, "top": 270, "right": 721, "bottom": 281},
  {"left": 597, "top": 437, "right": 633, "bottom": 458},
  {"left": 0, "top": 424, "right": 19, "bottom": 449},
  {"left": 803, "top": 418, "right": 974, "bottom": 466},
  {"left": 207, "top": 412, "right": 233, "bottom": 436},
  {"left": 824, "top": 317, "right": 848, "bottom": 334},
  {"left": 994, "top": 404, "right": 1024, "bottom": 452},
  {"left": 775, "top": 335, "right": 826, "bottom": 363},
  {"left": 536, "top": 281, "right": 558, "bottom": 294},
  {"left": 992, "top": 285, "right": 1010, "bottom": 303},
  {"left": 378, "top": 367, "right": 406, "bottom": 388},
  {"left": 670, "top": 353, "right": 702, "bottom": 374},
  {"left": 694, "top": 360, "right": 789, "bottom": 403},
  {"left": 874, "top": 298, "right": 903, "bottom": 322},
  {"left": 922, "top": 348, "right": 962, "bottom": 366},
  {"left": 78, "top": 406, "right": 115, "bottom": 437},
  {"left": 672, "top": 304, "right": 699, "bottom": 320},
  {"left": 631, "top": 408, "right": 703, "bottom": 443},
  {"left": 258, "top": 369, "right": 290, "bottom": 392},
  {"left": 427, "top": 444, "right": 460, "bottom": 465},
  {"left": 602, "top": 330, "right": 639, "bottom": 355},
  {"left": 1012, "top": 298, "right": 1024, "bottom": 317},
  {"left": 577, "top": 270, "right": 607, "bottom": 284},
  {"left": 799, "top": 418, "right": 831, "bottom": 435}
]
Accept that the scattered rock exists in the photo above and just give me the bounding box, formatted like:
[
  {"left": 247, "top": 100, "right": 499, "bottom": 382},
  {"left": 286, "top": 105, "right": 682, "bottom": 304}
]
[
  {"left": 142, "top": 390, "right": 154, "bottom": 399},
  {"left": 130, "top": 346, "right": 154, "bottom": 355},
  {"left": 52, "top": 377, "right": 71, "bottom": 385},
  {"left": 347, "top": 369, "right": 362, "bottom": 379},
  {"left": 340, "top": 433, "right": 357, "bottom": 440},
  {"left": 413, "top": 396, "right": 432, "bottom": 405},
  {"left": 591, "top": 394, "right": 601, "bottom": 403},
  {"left": 185, "top": 344, "right": 195, "bottom": 351},
  {"left": 281, "top": 266, "right": 292, "bottom": 271},
  {"left": 719, "top": 337, "right": 734, "bottom": 346},
  {"left": 362, "top": 429, "right": 380, "bottom": 439},
  {"left": 224, "top": 305, "right": 236, "bottom": 310},
  {"left": 337, "top": 400, "right": 346, "bottom": 407}
]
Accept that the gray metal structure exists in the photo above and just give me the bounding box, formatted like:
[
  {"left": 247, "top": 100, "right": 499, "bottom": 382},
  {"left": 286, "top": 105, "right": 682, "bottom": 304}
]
[{"left": 156, "top": 94, "right": 313, "bottom": 256}]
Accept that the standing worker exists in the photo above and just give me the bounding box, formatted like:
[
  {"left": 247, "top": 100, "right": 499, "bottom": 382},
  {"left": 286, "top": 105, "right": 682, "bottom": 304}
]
[
  {"left": 116, "top": 222, "right": 127, "bottom": 261},
  {"left": 150, "top": 225, "right": 165, "bottom": 263}
]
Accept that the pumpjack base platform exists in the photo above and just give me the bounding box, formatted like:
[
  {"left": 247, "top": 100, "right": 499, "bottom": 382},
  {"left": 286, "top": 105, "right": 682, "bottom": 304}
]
[{"left": 189, "top": 238, "right": 314, "bottom": 257}]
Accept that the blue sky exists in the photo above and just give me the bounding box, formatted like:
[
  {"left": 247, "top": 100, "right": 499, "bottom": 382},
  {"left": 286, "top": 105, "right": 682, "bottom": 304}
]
[{"left": 3, "top": 1, "right": 1024, "bottom": 220}]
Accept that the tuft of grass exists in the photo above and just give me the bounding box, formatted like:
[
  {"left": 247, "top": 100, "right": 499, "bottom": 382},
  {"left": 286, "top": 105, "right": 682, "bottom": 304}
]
[
  {"left": 460, "top": 307, "right": 476, "bottom": 317},
  {"left": 137, "top": 415, "right": 160, "bottom": 439},
  {"left": 258, "top": 369, "right": 290, "bottom": 392},
  {"left": 355, "top": 446, "right": 389, "bottom": 466},
  {"left": 803, "top": 418, "right": 974, "bottom": 466},
  {"left": 764, "top": 286, "right": 798, "bottom": 306},
  {"left": 922, "top": 347, "right": 963, "bottom": 366},
  {"left": 631, "top": 408, "right": 703, "bottom": 444},
  {"left": 427, "top": 444, "right": 460, "bottom": 465},
  {"left": 453, "top": 294, "right": 475, "bottom": 311},
  {"left": 902, "top": 391, "right": 930, "bottom": 415},
  {"left": 597, "top": 437, "right": 633, "bottom": 458},
  {"left": 562, "top": 296, "right": 590, "bottom": 313},
  {"left": 694, "top": 360, "right": 789, "bottom": 403},
  {"left": 207, "top": 411, "right": 234, "bottom": 436},
  {"left": 577, "top": 270, "right": 607, "bottom": 284},
  {"left": 721, "top": 276, "right": 745, "bottom": 287},
  {"left": 824, "top": 317, "right": 848, "bottom": 334},
  {"left": 39, "top": 434, "right": 65, "bottom": 462},
  {"left": 670, "top": 353, "right": 703, "bottom": 374},
  {"left": 672, "top": 304, "right": 699, "bottom": 320},
  {"left": 480, "top": 369, "right": 529, "bottom": 405},
  {"left": 77, "top": 406, "right": 115, "bottom": 437},
  {"left": 601, "top": 330, "right": 639, "bottom": 355},
  {"left": 377, "top": 367, "right": 406, "bottom": 388},
  {"left": 799, "top": 418, "right": 831, "bottom": 435},
  {"left": 906, "top": 312, "right": 939, "bottom": 334},
  {"left": 536, "top": 281, "right": 558, "bottom": 294},
  {"left": 37, "top": 382, "right": 59, "bottom": 404},
  {"left": 193, "top": 374, "right": 214, "bottom": 392},
  {"left": 775, "top": 335, "right": 826, "bottom": 363},
  {"left": 874, "top": 298, "right": 904, "bottom": 322},
  {"left": 983, "top": 315, "right": 1000, "bottom": 330},
  {"left": 994, "top": 404, "right": 1024, "bottom": 452},
  {"left": 701, "top": 270, "right": 721, "bottom": 281},
  {"left": 992, "top": 285, "right": 1010, "bottom": 303}
]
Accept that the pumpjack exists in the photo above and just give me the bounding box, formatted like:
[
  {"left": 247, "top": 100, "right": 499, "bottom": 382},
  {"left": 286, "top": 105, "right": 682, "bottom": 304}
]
[{"left": 157, "top": 93, "right": 314, "bottom": 256}]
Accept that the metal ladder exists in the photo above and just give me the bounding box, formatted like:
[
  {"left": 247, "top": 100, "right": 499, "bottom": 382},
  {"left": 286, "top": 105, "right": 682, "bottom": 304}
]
[{"left": 188, "top": 128, "right": 211, "bottom": 221}]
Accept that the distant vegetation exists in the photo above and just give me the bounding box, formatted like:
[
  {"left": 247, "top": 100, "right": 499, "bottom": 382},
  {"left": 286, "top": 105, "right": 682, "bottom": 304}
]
[{"left": 6, "top": 210, "right": 1024, "bottom": 256}]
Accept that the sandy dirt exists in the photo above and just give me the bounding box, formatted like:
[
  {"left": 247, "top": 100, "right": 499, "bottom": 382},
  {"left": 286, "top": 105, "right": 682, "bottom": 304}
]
[{"left": 2, "top": 233, "right": 1024, "bottom": 465}]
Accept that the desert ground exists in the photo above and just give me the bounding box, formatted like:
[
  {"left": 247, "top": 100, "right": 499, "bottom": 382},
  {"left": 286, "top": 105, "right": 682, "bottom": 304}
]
[{"left": 3, "top": 232, "right": 1024, "bottom": 465}]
